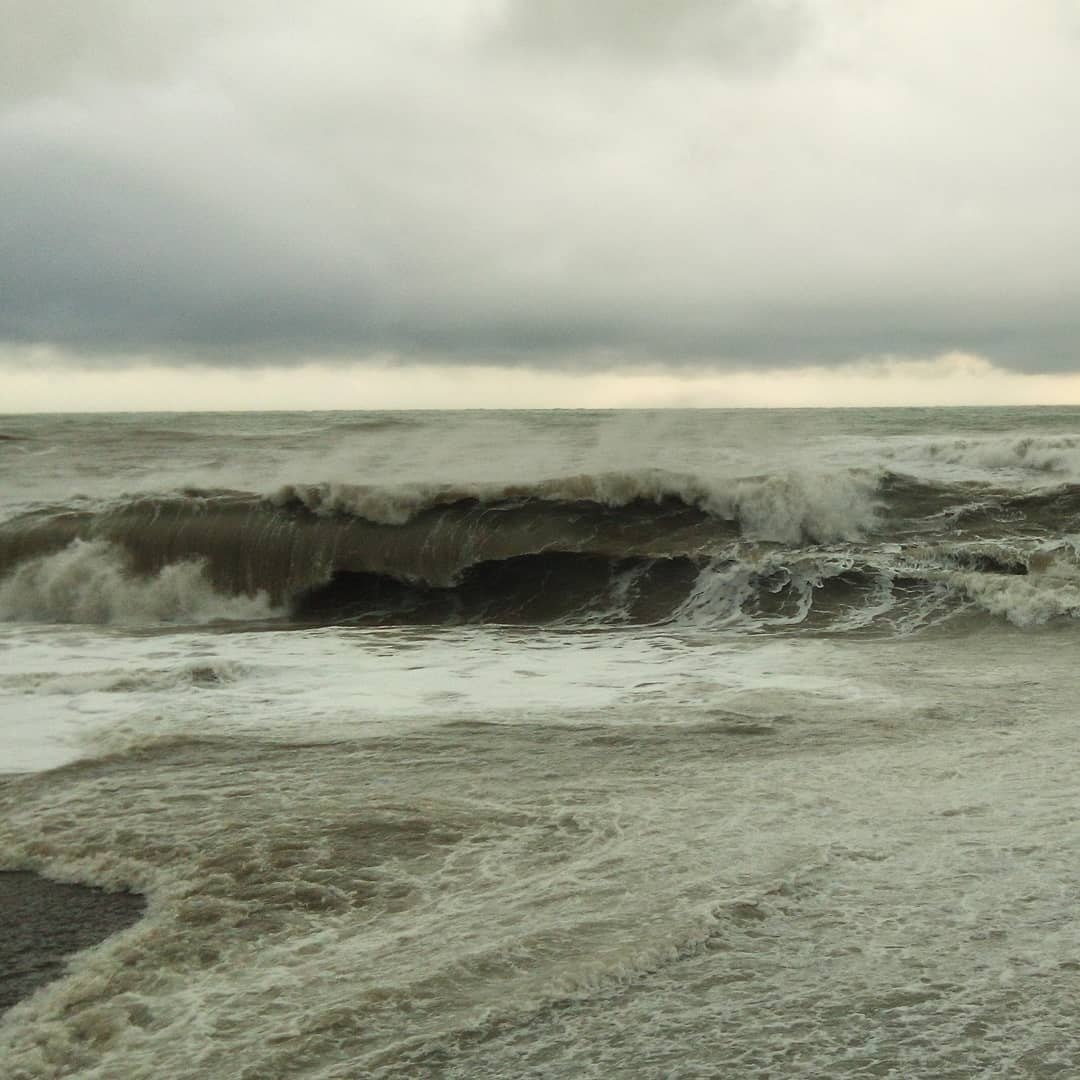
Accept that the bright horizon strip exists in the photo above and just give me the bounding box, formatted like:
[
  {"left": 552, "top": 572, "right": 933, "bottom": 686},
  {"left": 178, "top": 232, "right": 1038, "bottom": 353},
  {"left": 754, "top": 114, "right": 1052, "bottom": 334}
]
[{"left": 3, "top": 350, "right": 1080, "bottom": 412}]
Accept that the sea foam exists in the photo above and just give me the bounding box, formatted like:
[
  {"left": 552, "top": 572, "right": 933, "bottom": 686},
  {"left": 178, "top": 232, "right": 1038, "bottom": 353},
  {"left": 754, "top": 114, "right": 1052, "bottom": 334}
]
[{"left": 0, "top": 540, "right": 276, "bottom": 626}]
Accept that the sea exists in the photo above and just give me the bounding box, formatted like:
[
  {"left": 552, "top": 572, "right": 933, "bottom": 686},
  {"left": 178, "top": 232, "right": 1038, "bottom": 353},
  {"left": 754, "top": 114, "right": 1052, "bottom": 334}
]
[{"left": 1, "top": 407, "right": 1079, "bottom": 1078}]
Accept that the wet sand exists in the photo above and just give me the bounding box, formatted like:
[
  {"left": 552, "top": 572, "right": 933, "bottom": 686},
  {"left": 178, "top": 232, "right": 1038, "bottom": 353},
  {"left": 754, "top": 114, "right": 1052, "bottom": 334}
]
[{"left": 0, "top": 872, "right": 144, "bottom": 1013}]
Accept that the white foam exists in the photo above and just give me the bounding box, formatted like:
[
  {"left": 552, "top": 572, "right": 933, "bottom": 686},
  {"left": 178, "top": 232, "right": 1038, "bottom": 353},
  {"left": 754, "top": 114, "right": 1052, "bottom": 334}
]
[
  {"left": 0, "top": 622, "right": 843, "bottom": 772},
  {"left": 272, "top": 466, "right": 880, "bottom": 543},
  {"left": 0, "top": 628, "right": 256, "bottom": 771},
  {"left": 2, "top": 629, "right": 1078, "bottom": 1077},
  {"left": 0, "top": 540, "right": 276, "bottom": 626},
  {"left": 881, "top": 432, "right": 1080, "bottom": 485},
  {"left": 951, "top": 568, "right": 1080, "bottom": 627}
]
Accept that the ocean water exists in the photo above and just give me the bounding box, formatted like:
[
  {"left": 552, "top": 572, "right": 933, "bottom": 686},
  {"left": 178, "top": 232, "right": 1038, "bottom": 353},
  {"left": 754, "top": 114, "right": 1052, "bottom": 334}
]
[{"left": 1, "top": 407, "right": 1079, "bottom": 1078}]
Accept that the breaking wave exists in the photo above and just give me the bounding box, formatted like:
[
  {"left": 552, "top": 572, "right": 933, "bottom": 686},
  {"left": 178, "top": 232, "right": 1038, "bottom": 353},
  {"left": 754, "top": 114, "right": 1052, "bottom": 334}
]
[
  {"left": 0, "top": 540, "right": 276, "bottom": 626},
  {"left": 890, "top": 434, "right": 1080, "bottom": 477},
  {"left": 1, "top": 468, "right": 1079, "bottom": 631},
  {"left": 272, "top": 467, "right": 881, "bottom": 543}
]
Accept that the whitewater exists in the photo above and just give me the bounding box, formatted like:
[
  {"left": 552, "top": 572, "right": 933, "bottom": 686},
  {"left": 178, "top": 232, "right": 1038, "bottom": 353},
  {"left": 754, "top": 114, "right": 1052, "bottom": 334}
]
[{"left": 1, "top": 408, "right": 1079, "bottom": 1078}]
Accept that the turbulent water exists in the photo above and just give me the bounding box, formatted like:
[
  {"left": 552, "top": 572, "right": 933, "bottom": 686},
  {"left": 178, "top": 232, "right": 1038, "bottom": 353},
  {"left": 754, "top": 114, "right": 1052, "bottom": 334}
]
[{"left": 2, "top": 407, "right": 1079, "bottom": 1077}]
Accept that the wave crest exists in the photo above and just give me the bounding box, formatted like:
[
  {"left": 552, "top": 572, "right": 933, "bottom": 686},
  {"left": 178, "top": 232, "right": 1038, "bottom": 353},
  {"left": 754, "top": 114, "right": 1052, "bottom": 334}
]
[
  {"left": 272, "top": 467, "right": 879, "bottom": 544},
  {"left": 895, "top": 434, "right": 1080, "bottom": 477}
]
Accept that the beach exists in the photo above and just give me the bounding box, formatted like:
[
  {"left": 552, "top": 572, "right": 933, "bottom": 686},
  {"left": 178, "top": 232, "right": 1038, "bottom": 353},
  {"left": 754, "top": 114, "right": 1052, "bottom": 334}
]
[{"left": 0, "top": 871, "right": 144, "bottom": 1014}]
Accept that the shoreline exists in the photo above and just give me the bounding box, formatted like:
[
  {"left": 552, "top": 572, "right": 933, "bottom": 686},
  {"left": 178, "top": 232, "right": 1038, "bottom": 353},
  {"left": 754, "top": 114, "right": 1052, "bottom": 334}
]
[{"left": 0, "top": 871, "right": 145, "bottom": 1014}]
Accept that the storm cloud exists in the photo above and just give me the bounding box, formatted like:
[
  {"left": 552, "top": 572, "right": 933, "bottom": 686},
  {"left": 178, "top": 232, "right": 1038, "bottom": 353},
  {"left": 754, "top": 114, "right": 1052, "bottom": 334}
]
[{"left": 3, "top": 0, "right": 1080, "bottom": 374}]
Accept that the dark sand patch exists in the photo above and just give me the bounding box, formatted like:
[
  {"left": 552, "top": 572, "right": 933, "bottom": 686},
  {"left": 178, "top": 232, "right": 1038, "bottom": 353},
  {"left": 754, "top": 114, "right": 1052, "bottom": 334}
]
[{"left": 0, "top": 872, "right": 145, "bottom": 1013}]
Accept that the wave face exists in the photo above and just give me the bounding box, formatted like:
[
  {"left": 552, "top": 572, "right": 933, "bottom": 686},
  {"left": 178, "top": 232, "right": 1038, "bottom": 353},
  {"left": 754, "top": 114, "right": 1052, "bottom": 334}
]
[{"left": 2, "top": 465, "right": 1079, "bottom": 631}]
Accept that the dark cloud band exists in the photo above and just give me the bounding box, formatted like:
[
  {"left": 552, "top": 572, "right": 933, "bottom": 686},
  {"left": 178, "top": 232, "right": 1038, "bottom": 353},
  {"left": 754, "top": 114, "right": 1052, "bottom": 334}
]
[{"left": 2, "top": 1, "right": 1079, "bottom": 375}]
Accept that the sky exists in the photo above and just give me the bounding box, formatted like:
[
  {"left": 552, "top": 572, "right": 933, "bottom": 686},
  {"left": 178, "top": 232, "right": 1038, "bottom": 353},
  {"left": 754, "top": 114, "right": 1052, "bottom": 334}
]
[{"left": 3, "top": 0, "right": 1080, "bottom": 410}]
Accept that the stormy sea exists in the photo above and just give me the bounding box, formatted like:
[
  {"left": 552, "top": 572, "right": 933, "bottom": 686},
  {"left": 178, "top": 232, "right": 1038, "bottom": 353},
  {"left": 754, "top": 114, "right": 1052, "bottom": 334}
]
[{"left": 1, "top": 407, "right": 1079, "bottom": 1079}]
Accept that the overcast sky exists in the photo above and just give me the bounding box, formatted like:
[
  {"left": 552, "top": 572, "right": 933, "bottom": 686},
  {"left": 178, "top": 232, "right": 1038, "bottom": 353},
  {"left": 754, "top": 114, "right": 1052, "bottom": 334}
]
[{"left": 4, "top": 1, "right": 1080, "bottom": 408}]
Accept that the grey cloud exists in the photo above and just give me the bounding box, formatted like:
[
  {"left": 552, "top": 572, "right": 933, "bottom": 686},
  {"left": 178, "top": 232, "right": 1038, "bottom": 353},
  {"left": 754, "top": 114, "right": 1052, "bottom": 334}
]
[
  {"left": 2, "top": 1, "right": 1080, "bottom": 375},
  {"left": 0, "top": 1, "right": 245, "bottom": 105},
  {"left": 1, "top": 139, "right": 379, "bottom": 356},
  {"left": 495, "top": 0, "right": 814, "bottom": 73}
]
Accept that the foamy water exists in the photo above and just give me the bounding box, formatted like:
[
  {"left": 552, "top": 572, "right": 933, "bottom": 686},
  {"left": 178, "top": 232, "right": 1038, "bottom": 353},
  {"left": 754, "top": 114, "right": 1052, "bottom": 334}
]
[{"left": 2, "top": 408, "right": 1080, "bottom": 1078}]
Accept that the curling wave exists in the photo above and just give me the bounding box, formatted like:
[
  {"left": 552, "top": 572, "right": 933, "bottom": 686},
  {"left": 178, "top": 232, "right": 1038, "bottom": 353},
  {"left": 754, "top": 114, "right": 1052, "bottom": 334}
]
[{"left": 1, "top": 468, "right": 1079, "bottom": 630}]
